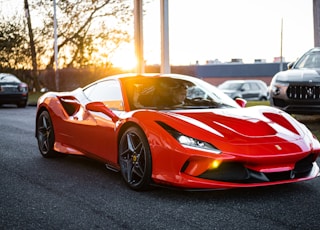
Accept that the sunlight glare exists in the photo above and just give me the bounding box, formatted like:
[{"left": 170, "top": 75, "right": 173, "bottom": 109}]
[{"left": 111, "top": 44, "right": 137, "bottom": 71}]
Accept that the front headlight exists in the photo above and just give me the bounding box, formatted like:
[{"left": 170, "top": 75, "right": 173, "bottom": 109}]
[
  {"left": 157, "top": 121, "right": 221, "bottom": 154},
  {"left": 18, "top": 83, "right": 28, "bottom": 92},
  {"left": 270, "top": 79, "right": 288, "bottom": 96},
  {"left": 271, "top": 85, "right": 281, "bottom": 96},
  {"left": 177, "top": 134, "right": 221, "bottom": 153}
]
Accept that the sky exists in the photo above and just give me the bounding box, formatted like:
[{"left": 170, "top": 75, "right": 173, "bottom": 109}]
[
  {"left": 1, "top": 0, "right": 315, "bottom": 68},
  {"left": 140, "top": 0, "right": 314, "bottom": 66}
]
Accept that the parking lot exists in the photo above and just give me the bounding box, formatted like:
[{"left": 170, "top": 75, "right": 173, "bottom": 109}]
[{"left": 1, "top": 106, "right": 320, "bottom": 229}]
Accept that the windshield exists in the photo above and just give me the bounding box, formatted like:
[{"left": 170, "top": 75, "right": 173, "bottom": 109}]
[
  {"left": 0, "top": 74, "right": 21, "bottom": 83},
  {"left": 294, "top": 51, "right": 320, "bottom": 69},
  {"left": 124, "top": 75, "right": 239, "bottom": 110}
]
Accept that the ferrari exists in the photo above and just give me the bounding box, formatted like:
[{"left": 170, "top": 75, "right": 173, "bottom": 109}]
[{"left": 35, "top": 73, "right": 320, "bottom": 190}]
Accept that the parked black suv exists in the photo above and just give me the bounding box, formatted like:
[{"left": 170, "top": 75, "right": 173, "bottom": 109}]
[{"left": 269, "top": 47, "right": 320, "bottom": 114}]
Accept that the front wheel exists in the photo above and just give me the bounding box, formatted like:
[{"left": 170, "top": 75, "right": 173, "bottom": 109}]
[
  {"left": 36, "top": 110, "right": 59, "bottom": 158},
  {"left": 118, "top": 126, "right": 152, "bottom": 191},
  {"left": 17, "top": 100, "right": 27, "bottom": 108},
  {"left": 259, "top": 96, "right": 267, "bottom": 101}
]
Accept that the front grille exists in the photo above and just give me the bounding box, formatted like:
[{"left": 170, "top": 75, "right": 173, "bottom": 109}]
[
  {"left": 287, "top": 85, "right": 320, "bottom": 100},
  {"left": 198, "top": 162, "right": 250, "bottom": 181},
  {"left": 197, "top": 155, "right": 316, "bottom": 183},
  {"left": 294, "top": 154, "right": 315, "bottom": 176}
]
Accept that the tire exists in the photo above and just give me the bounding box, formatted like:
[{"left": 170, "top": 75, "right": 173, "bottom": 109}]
[
  {"left": 118, "top": 126, "right": 152, "bottom": 191},
  {"left": 36, "top": 110, "right": 59, "bottom": 158},
  {"left": 17, "top": 100, "right": 27, "bottom": 108}
]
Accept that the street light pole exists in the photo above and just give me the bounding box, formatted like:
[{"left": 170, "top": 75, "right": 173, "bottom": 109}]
[
  {"left": 134, "top": 0, "right": 144, "bottom": 73},
  {"left": 280, "top": 18, "right": 283, "bottom": 71}
]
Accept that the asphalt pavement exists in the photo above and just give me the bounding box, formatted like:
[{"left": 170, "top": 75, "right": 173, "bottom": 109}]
[{"left": 1, "top": 106, "right": 320, "bottom": 230}]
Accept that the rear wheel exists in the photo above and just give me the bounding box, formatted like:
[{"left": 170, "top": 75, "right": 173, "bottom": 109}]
[
  {"left": 118, "top": 126, "right": 152, "bottom": 191},
  {"left": 36, "top": 110, "right": 59, "bottom": 158}
]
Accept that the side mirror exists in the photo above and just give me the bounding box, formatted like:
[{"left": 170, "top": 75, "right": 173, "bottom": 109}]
[
  {"left": 287, "top": 62, "right": 294, "bottom": 70},
  {"left": 235, "top": 98, "right": 247, "bottom": 108},
  {"left": 86, "top": 101, "right": 119, "bottom": 122}
]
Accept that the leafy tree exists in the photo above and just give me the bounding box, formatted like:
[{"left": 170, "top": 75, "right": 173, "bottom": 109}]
[
  {"left": 31, "top": 0, "right": 132, "bottom": 69},
  {"left": 0, "top": 16, "right": 31, "bottom": 69},
  {"left": 1, "top": 0, "right": 133, "bottom": 90}
]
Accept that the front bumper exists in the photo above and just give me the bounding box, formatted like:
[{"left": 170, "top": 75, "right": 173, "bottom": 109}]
[
  {"left": 154, "top": 162, "right": 320, "bottom": 190},
  {"left": 269, "top": 82, "right": 320, "bottom": 114},
  {"left": 270, "top": 97, "right": 320, "bottom": 114}
]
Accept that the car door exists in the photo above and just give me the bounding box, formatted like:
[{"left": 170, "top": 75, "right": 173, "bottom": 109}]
[
  {"left": 241, "top": 82, "right": 260, "bottom": 100},
  {"left": 240, "top": 83, "right": 252, "bottom": 99},
  {"left": 63, "top": 80, "right": 123, "bottom": 163},
  {"left": 249, "top": 82, "right": 262, "bottom": 100}
]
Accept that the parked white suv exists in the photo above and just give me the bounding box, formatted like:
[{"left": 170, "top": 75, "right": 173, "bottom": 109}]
[{"left": 218, "top": 80, "right": 269, "bottom": 101}]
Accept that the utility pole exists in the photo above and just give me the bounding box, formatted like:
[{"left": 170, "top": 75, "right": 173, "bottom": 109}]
[{"left": 280, "top": 18, "right": 283, "bottom": 71}]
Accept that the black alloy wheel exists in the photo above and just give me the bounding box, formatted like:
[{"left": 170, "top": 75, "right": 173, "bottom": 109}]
[
  {"left": 119, "top": 126, "right": 152, "bottom": 191},
  {"left": 37, "top": 110, "right": 58, "bottom": 158}
]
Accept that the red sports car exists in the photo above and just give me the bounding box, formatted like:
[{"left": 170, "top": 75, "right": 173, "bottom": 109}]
[{"left": 35, "top": 73, "right": 320, "bottom": 190}]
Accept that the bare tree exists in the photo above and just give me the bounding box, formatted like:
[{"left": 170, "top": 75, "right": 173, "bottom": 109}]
[{"left": 24, "top": 0, "right": 40, "bottom": 90}]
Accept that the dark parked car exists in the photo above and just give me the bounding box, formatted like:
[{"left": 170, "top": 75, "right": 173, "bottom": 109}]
[
  {"left": 218, "top": 80, "right": 269, "bottom": 101},
  {"left": 0, "top": 73, "right": 28, "bottom": 108},
  {"left": 269, "top": 47, "right": 320, "bottom": 114}
]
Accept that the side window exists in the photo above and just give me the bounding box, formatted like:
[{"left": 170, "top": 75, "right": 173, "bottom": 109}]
[
  {"left": 84, "top": 80, "right": 124, "bottom": 111},
  {"left": 250, "top": 83, "right": 260, "bottom": 91},
  {"left": 242, "top": 83, "right": 250, "bottom": 91}
]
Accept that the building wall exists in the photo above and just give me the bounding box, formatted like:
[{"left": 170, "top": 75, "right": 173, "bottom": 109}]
[
  {"left": 196, "top": 63, "right": 287, "bottom": 86},
  {"left": 146, "top": 62, "right": 287, "bottom": 86},
  {"left": 201, "top": 76, "right": 274, "bottom": 87}
]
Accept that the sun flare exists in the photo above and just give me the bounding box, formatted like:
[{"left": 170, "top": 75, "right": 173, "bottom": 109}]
[{"left": 111, "top": 45, "right": 137, "bottom": 71}]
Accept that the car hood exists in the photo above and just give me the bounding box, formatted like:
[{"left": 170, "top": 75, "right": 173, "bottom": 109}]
[
  {"left": 275, "top": 69, "right": 320, "bottom": 83},
  {"left": 168, "top": 106, "right": 306, "bottom": 145}
]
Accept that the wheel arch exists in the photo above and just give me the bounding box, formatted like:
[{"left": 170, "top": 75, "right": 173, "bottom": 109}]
[
  {"left": 35, "top": 106, "right": 49, "bottom": 138},
  {"left": 117, "top": 121, "right": 146, "bottom": 151},
  {"left": 233, "top": 96, "right": 242, "bottom": 100},
  {"left": 259, "top": 96, "right": 268, "bottom": 101}
]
